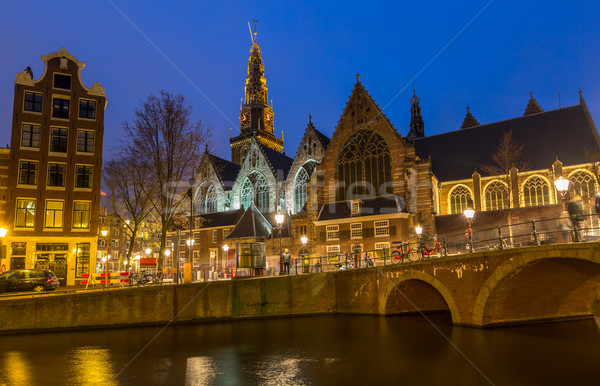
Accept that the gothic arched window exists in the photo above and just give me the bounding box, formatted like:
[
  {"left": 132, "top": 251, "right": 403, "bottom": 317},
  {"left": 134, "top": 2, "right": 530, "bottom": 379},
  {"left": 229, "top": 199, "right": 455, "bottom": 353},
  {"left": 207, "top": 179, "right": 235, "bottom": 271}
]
[
  {"left": 522, "top": 176, "right": 550, "bottom": 207},
  {"left": 293, "top": 162, "right": 315, "bottom": 214},
  {"left": 569, "top": 170, "right": 596, "bottom": 200},
  {"left": 448, "top": 185, "right": 472, "bottom": 214},
  {"left": 484, "top": 180, "right": 509, "bottom": 211},
  {"left": 337, "top": 129, "right": 391, "bottom": 200},
  {"left": 204, "top": 185, "right": 217, "bottom": 213},
  {"left": 240, "top": 172, "right": 270, "bottom": 212},
  {"left": 241, "top": 178, "right": 254, "bottom": 210}
]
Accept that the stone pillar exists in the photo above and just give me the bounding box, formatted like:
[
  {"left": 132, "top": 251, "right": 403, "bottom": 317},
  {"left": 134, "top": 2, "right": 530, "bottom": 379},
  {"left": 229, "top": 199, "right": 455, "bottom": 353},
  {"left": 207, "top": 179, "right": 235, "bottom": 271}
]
[
  {"left": 510, "top": 167, "right": 520, "bottom": 208},
  {"left": 472, "top": 170, "right": 482, "bottom": 211}
]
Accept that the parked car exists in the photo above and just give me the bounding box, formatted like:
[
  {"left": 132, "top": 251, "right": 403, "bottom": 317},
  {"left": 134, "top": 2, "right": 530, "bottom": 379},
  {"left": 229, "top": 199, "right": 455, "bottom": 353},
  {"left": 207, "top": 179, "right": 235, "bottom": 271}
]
[{"left": 0, "top": 269, "right": 60, "bottom": 293}]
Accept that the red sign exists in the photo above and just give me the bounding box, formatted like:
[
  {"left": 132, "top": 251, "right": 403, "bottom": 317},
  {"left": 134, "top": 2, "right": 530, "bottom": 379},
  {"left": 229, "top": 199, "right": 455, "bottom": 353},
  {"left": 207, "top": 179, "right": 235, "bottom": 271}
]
[
  {"left": 139, "top": 258, "right": 158, "bottom": 266},
  {"left": 465, "top": 228, "right": 473, "bottom": 238}
]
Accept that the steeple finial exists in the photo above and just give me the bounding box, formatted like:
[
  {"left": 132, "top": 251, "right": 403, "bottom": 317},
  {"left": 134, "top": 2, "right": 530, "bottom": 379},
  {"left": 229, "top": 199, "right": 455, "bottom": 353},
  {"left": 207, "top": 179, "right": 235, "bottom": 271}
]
[
  {"left": 524, "top": 90, "right": 544, "bottom": 116},
  {"left": 308, "top": 114, "right": 312, "bottom": 124},
  {"left": 579, "top": 88, "right": 583, "bottom": 97},
  {"left": 461, "top": 105, "right": 479, "bottom": 129},
  {"left": 355, "top": 72, "right": 360, "bottom": 83},
  {"left": 253, "top": 20, "right": 258, "bottom": 42},
  {"left": 407, "top": 89, "right": 425, "bottom": 139}
]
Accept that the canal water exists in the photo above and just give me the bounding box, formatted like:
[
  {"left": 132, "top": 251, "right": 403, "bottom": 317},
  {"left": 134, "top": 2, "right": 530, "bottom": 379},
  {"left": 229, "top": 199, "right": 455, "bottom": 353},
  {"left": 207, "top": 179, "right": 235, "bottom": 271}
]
[{"left": 1, "top": 314, "right": 599, "bottom": 386}]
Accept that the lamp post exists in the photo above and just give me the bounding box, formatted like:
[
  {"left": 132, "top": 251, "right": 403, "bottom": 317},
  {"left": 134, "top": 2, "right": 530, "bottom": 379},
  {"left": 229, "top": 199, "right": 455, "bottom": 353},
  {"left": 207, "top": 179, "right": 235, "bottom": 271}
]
[
  {"left": 275, "top": 213, "right": 284, "bottom": 275},
  {"left": 554, "top": 176, "right": 570, "bottom": 210},
  {"left": 300, "top": 235, "right": 309, "bottom": 274},
  {"left": 223, "top": 244, "right": 229, "bottom": 279},
  {"left": 464, "top": 207, "right": 475, "bottom": 252},
  {"left": 186, "top": 177, "right": 196, "bottom": 284},
  {"left": 415, "top": 225, "right": 423, "bottom": 260}
]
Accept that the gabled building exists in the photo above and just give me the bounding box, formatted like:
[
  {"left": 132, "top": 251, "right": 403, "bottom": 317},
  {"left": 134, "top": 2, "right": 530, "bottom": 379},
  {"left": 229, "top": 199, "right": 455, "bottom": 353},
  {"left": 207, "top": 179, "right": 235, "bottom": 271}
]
[{"left": 2, "top": 48, "right": 106, "bottom": 285}]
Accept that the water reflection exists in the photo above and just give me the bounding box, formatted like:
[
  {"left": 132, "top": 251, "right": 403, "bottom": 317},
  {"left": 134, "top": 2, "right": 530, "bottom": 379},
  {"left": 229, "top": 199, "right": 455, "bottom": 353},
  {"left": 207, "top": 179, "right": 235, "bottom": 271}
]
[{"left": 0, "top": 314, "right": 599, "bottom": 385}]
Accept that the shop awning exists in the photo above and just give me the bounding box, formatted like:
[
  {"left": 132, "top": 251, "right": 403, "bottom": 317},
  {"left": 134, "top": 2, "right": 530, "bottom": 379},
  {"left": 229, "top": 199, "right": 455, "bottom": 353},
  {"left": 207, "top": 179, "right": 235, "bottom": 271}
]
[{"left": 139, "top": 258, "right": 157, "bottom": 266}]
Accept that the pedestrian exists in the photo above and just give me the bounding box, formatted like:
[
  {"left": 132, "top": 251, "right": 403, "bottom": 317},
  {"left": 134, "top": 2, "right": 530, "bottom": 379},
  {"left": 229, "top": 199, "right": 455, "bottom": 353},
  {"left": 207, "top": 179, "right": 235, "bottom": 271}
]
[
  {"left": 282, "top": 249, "right": 291, "bottom": 275},
  {"left": 567, "top": 194, "right": 585, "bottom": 241},
  {"left": 558, "top": 211, "right": 573, "bottom": 243}
]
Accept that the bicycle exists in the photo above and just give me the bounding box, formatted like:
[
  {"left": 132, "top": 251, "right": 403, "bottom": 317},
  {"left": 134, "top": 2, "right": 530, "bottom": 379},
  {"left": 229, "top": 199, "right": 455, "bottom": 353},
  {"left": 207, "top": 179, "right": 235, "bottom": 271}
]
[
  {"left": 328, "top": 252, "right": 354, "bottom": 271},
  {"left": 420, "top": 237, "right": 444, "bottom": 259},
  {"left": 390, "top": 243, "right": 418, "bottom": 263}
]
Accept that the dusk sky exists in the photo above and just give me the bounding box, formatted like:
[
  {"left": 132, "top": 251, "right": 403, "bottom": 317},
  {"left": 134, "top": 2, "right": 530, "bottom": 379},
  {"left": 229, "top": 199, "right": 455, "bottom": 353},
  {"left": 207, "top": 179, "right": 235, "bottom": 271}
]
[{"left": 1, "top": 1, "right": 599, "bottom": 161}]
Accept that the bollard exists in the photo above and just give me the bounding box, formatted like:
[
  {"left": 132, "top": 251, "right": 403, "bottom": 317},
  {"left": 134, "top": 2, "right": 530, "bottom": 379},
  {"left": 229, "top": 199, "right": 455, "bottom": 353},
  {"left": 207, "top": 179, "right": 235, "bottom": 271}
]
[
  {"left": 497, "top": 226, "right": 503, "bottom": 250},
  {"left": 531, "top": 220, "right": 539, "bottom": 245}
]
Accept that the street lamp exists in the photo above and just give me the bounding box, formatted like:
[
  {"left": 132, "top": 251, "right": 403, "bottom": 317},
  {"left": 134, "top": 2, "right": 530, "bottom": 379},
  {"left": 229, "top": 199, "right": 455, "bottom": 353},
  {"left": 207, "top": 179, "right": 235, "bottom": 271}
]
[
  {"left": 223, "top": 244, "right": 229, "bottom": 279},
  {"left": 183, "top": 177, "right": 196, "bottom": 285},
  {"left": 275, "top": 213, "right": 284, "bottom": 275},
  {"left": 554, "top": 176, "right": 570, "bottom": 210},
  {"left": 464, "top": 207, "right": 475, "bottom": 252},
  {"left": 415, "top": 225, "right": 423, "bottom": 260}
]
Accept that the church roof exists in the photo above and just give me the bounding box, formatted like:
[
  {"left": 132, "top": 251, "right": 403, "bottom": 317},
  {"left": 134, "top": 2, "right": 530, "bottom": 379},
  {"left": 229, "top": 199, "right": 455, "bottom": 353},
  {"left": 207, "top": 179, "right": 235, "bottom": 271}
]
[
  {"left": 316, "top": 194, "right": 406, "bottom": 221},
  {"left": 259, "top": 144, "right": 294, "bottom": 180},
  {"left": 208, "top": 153, "right": 240, "bottom": 189},
  {"left": 225, "top": 203, "right": 272, "bottom": 240},
  {"left": 197, "top": 208, "right": 244, "bottom": 228},
  {"left": 413, "top": 102, "right": 600, "bottom": 181},
  {"left": 313, "top": 127, "right": 331, "bottom": 149}
]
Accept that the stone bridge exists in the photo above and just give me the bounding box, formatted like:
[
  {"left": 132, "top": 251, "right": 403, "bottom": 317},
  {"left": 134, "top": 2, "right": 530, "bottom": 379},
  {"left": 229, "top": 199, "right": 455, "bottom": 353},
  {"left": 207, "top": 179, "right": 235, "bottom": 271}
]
[
  {"left": 1, "top": 243, "right": 599, "bottom": 333},
  {"left": 362, "top": 242, "right": 600, "bottom": 326}
]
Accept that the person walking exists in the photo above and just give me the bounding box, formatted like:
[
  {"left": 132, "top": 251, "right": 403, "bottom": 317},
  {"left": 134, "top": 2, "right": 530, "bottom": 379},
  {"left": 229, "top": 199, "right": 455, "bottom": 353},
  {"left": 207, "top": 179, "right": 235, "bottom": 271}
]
[
  {"left": 567, "top": 194, "right": 585, "bottom": 241},
  {"left": 558, "top": 211, "right": 573, "bottom": 243},
  {"left": 282, "top": 249, "right": 291, "bottom": 275}
]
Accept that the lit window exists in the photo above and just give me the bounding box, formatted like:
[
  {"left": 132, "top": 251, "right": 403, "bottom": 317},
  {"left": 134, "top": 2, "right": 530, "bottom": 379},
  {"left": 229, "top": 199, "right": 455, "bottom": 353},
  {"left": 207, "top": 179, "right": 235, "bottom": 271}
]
[
  {"left": 326, "top": 225, "right": 339, "bottom": 240},
  {"left": 569, "top": 171, "right": 596, "bottom": 200},
  {"left": 44, "top": 200, "right": 64, "bottom": 229},
  {"left": 15, "top": 199, "right": 35, "bottom": 228},
  {"left": 193, "top": 232, "right": 200, "bottom": 244},
  {"left": 24, "top": 92, "right": 43, "bottom": 112},
  {"left": 212, "top": 230, "right": 218, "bottom": 243},
  {"left": 449, "top": 185, "right": 472, "bottom": 214},
  {"left": 350, "top": 223, "right": 362, "bottom": 239},
  {"left": 21, "top": 124, "right": 41, "bottom": 148},
  {"left": 523, "top": 176, "right": 550, "bottom": 207},
  {"left": 374, "top": 220, "right": 389, "bottom": 237},
  {"left": 351, "top": 201, "right": 360, "bottom": 215},
  {"left": 326, "top": 245, "right": 340, "bottom": 257},
  {"left": 484, "top": 181, "right": 509, "bottom": 211},
  {"left": 375, "top": 242, "right": 390, "bottom": 259},
  {"left": 72, "top": 201, "right": 91, "bottom": 229}
]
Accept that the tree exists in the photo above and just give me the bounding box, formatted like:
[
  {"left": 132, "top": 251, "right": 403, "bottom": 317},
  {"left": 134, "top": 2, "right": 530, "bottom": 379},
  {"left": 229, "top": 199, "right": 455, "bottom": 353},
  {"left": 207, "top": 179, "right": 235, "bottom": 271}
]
[
  {"left": 481, "top": 128, "right": 530, "bottom": 210},
  {"left": 121, "top": 91, "right": 210, "bottom": 276},
  {"left": 103, "top": 154, "right": 155, "bottom": 273}
]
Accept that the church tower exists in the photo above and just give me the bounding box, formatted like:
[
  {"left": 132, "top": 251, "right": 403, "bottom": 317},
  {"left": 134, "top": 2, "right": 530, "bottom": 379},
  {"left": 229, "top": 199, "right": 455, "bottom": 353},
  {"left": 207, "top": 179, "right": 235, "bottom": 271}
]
[
  {"left": 406, "top": 89, "right": 425, "bottom": 139},
  {"left": 230, "top": 27, "right": 284, "bottom": 165}
]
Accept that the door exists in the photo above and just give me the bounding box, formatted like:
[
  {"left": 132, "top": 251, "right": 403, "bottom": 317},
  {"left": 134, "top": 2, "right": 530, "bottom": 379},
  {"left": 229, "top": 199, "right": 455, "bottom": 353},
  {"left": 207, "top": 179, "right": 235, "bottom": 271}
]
[
  {"left": 35, "top": 253, "right": 51, "bottom": 270},
  {"left": 51, "top": 253, "right": 68, "bottom": 286}
]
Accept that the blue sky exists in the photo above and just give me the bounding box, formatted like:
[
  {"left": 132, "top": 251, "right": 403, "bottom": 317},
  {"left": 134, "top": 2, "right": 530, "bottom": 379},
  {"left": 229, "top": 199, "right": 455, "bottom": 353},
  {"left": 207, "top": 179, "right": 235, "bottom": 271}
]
[{"left": 1, "top": 0, "right": 599, "bottom": 161}]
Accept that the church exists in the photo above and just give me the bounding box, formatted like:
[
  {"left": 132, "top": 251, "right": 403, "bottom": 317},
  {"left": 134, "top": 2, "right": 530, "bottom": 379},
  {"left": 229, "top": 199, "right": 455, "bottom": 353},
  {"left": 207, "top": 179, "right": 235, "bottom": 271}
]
[{"left": 166, "top": 32, "right": 600, "bottom": 278}]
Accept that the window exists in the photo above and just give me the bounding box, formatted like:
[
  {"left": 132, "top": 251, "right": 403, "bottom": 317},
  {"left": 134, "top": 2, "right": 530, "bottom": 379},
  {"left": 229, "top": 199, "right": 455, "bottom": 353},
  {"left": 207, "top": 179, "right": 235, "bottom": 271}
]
[
  {"left": 75, "top": 165, "right": 93, "bottom": 188},
  {"left": 351, "top": 200, "right": 360, "bottom": 215},
  {"left": 523, "top": 176, "right": 550, "bottom": 207},
  {"left": 24, "top": 92, "right": 43, "bottom": 112},
  {"left": 77, "top": 130, "right": 95, "bottom": 153},
  {"left": 255, "top": 173, "right": 269, "bottom": 212},
  {"left": 569, "top": 171, "right": 596, "bottom": 200},
  {"left": 193, "top": 232, "right": 200, "bottom": 244},
  {"left": 375, "top": 242, "right": 390, "bottom": 259},
  {"left": 18, "top": 160, "right": 38, "bottom": 185},
  {"left": 351, "top": 244, "right": 363, "bottom": 253},
  {"left": 166, "top": 235, "right": 173, "bottom": 246},
  {"left": 193, "top": 250, "right": 200, "bottom": 268},
  {"left": 15, "top": 199, "right": 35, "bottom": 228},
  {"left": 44, "top": 200, "right": 64, "bottom": 229},
  {"left": 50, "top": 127, "right": 68, "bottom": 153},
  {"left": 212, "top": 230, "right": 218, "bottom": 243},
  {"left": 111, "top": 239, "right": 119, "bottom": 248},
  {"left": 73, "top": 201, "right": 91, "bottom": 229},
  {"left": 326, "top": 225, "right": 339, "bottom": 240},
  {"left": 293, "top": 163, "right": 315, "bottom": 213},
  {"left": 326, "top": 245, "right": 340, "bottom": 257},
  {"left": 21, "top": 124, "right": 41, "bottom": 148},
  {"left": 53, "top": 73, "right": 71, "bottom": 90},
  {"left": 223, "top": 227, "right": 233, "bottom": 239},
  {"left": 47, "top": 163, "right": 66, "bottom": 187},
  {"left": 449, "top": 185, "right": 473, "bottom": 214},
  {"left": 204, "top": 185, "right": 217, "bottom": 213},
  {"left": 337, "top": 128, "right": 392, "bottom": 200},
  {"left": 75, "top": 243, "right": 90, "bottom": 277},
  {"left": 112, "top": 228, "right": 120, "bottom": 237},
  {"left": 179, "top": 233, "right": 187, "bottom": 246},
  {"left": 52, "top": 98, "right": 70, "bottom": 119},
  {"left": 350, "top": 223, "right": 362, "bottom": 239},
  {"left": 485, "top": 181, "right": 509, "bottom": 211},
  {"left": 299, "top": 225, "right": 307, "bottom": 238},
  {"left": 79, "top": 99, "right": 96, "bottom": 119},
  {"left": 241, "top": 178, "right": 254, "bottom": 209},
  {"left": 374, "top": 220, "right": 389, "bottom": 237},
  {"left": 240, "top": 172, "right": 269, "bottom": 211}
]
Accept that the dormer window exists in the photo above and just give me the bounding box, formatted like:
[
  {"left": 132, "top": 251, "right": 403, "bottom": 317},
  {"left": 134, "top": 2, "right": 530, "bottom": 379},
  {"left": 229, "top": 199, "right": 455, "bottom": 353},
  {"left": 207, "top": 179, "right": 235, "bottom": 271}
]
[{"left": 351, "top": 200, "right": 360, "bottom": 215}]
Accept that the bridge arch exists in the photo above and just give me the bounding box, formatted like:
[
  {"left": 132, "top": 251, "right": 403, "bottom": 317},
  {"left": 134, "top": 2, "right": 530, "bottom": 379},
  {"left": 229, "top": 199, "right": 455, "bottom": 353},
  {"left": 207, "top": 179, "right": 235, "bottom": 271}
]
[
  {"left": 379, "top": 270, "right": 461, "bottom": 324},
  {"left": 473, "top": 249, "right": 600, "bottom": 326}
]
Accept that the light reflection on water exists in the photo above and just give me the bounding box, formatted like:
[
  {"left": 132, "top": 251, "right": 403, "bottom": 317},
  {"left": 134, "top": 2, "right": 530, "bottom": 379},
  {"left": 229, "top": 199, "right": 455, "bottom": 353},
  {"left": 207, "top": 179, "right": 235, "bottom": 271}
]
[{"left": 0, "top": 314, "right": 599, "bottom": 385}]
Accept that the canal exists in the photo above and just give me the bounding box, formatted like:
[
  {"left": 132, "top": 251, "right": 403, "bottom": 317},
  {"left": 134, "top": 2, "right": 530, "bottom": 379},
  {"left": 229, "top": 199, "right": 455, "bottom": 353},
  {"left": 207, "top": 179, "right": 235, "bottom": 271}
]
[{"left": 1, "top": 313, "right": 599, "bottom": 385}]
